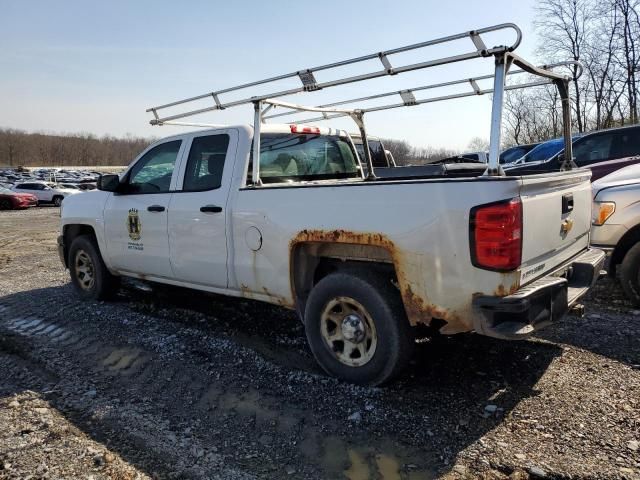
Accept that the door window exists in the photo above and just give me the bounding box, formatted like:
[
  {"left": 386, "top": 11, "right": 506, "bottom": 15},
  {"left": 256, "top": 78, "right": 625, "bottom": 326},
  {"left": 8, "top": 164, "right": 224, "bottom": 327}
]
[
  {"left": 610, "top": 129, "right": 640, "bottom": 159},
  {"left": 573, "top": 135, "right": 614, "bottom": 166},
  {"left": 124, "top": 140, "right": 182, "bottom": 194},
  {"left": 182, "top": 134, "right": 230, "bottom": 191}
]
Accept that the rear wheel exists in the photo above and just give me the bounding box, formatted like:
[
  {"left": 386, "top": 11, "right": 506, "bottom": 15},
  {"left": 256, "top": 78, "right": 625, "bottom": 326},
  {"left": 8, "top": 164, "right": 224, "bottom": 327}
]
[
  {"left": 620, "top": 242, "right": 640, "bottom": 306},
  {"left": 304, "top": 270, "right": 413, "bottom": 386},
  {"left": 53, "top": 196, "right": 63, "bottom": 207},
  {"left": 68, "top": 235, "right": 120, "bottom": 300},
  {"left": 0, "top": 199, "right": 11, "bottom": 210}
]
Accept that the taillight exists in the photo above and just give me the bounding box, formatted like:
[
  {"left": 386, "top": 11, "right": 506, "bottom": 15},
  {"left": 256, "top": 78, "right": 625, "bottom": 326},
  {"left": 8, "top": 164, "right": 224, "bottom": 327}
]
[
  {"left": 290, "top": 124, "right": 320, "bottom": 134},
  {"left": 470, "top": 198, "right": 522, "bottom": 271}
]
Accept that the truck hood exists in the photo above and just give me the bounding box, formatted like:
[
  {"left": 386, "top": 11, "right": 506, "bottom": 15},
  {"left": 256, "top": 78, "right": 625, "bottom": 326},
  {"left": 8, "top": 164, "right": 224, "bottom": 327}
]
[{"left": 592, "top": 163, "right": 640, "bottom": 194}]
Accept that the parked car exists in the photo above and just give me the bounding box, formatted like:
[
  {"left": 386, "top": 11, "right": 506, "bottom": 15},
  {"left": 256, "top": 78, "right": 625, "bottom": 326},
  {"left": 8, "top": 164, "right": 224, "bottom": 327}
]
[
  {"left": 507, "top": 135, "right": 584, "bottom": 167},
  {"left": 0, "top": 186, "right": 38, "bottom": 210},
  {"left": 588, "top": 155, "right": 640, "bottom": 182},
  {"left": 499, "top": 142, "right": 539, "bottom": 164},
  {"left": 507, "top": 125, "right": 640, "bottom": 179},
  {"left": 12, "top": 181, "right": 80, "bottom": 206},
  {"left": 57, "top": 183, "right": 83, "bottom": 190},
  {"left": 591, "top": 164, "right": 640, "bottom": 304}
]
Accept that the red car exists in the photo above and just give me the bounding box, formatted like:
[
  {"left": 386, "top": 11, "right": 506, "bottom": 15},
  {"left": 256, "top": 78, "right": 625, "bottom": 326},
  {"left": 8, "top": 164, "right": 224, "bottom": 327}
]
[{"left": 0, "top": 186, "right": 38, "bottom": 209}]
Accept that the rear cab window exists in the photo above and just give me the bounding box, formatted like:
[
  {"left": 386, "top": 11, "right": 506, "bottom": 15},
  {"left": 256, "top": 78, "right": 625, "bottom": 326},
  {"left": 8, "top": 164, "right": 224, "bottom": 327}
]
[
  {"left": 353, "top": 139, "right": 388, "bottom": 168},
  {"left": 250, "top": 133, "right": 361, "bottom": 185}
]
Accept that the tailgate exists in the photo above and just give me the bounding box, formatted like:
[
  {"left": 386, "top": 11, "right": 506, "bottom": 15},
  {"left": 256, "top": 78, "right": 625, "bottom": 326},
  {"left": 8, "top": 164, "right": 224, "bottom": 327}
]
[{"left": 518, "top": 169, "right": 593, "bottom": 286}]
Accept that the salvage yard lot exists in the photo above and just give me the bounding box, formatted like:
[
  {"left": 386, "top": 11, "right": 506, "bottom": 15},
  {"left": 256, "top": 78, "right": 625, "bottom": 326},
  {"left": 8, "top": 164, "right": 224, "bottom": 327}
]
[{"left": 0, "top": 207, "right": 638, "bottom": 479}]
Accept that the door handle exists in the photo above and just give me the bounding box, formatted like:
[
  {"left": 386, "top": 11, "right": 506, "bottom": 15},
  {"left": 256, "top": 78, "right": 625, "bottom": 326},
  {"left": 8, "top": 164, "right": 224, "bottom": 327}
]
[
  {"left": 562, "top": 194, "right": 574, "bottom": 214},
  {"left": 147, "top": 205, "right": 165, "bottom": 212},
  {"left": 200, "top": 205, "right": 223, "bottom": 213}
]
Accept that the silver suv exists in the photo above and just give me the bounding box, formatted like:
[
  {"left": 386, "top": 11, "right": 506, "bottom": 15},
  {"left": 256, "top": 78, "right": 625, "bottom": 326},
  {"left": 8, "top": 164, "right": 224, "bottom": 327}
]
[{"left": 591, "top": 164, "right": 640, "bottom": 304}]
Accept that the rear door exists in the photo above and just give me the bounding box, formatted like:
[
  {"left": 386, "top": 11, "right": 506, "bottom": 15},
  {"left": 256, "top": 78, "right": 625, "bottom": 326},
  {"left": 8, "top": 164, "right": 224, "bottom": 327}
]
[
  {"left": 518, "top": 170, "right": 593, "bottom": 284},
  {"left": 167, "top": 129, "right": 237, "bottom": 287},
  {"left": 103, "top": 139, "right": 184, "bottom": 278}
]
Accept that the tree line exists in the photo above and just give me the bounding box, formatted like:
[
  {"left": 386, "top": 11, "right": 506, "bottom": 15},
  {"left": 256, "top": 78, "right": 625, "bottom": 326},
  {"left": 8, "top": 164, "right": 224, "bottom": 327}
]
[
  {"left": 0, "top": 128, "right": 152, "bottom": 168},
  {"left": 504, "top": 0, "right": 640, "bottom": 145}
]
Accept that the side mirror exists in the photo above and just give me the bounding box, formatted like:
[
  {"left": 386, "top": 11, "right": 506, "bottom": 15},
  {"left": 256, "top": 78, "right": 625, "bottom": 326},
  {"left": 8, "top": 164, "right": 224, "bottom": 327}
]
[{"left": 97, "top": 174, "right": 120, "bottom": 192}]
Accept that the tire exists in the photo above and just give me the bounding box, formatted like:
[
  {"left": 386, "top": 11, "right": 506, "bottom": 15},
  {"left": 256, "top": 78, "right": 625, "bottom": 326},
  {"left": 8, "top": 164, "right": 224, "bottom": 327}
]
[
  {"left": 68, "top": 235, "right": 120, "bottom": 300},
  {"left": 620, "top": 242, "right": 640, "bottom": 306},
  {"left": 304, "top": 270, "right": 414, "bottom": 386},
  {"left": 53, "top": 196, "right": 63, "bottom": 207},
  {"left": 0, "top": 199, "right": 12, "bottom": 210}
]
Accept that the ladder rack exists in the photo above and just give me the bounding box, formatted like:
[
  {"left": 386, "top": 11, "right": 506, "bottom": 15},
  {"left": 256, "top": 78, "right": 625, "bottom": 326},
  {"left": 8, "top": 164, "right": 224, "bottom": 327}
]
[
  {"left": 261, "top": 61, "right": 582, "bottom": 124},
  {"left": 147, "top": 23, "right": 522, "bottom": 125},
  {"left": 146, "top": 23, "right": 580, "bottom": 181}
]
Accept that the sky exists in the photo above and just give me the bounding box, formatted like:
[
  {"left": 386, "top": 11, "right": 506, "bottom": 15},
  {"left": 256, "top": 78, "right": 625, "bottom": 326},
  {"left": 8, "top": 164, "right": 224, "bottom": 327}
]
[{"left": 0, "top": 0, "right": 542, "bottom": 150}]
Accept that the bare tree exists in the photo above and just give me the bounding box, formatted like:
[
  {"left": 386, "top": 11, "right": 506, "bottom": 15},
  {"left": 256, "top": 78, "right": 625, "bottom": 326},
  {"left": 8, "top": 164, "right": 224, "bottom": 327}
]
[
  {"left": 614, "top": 0, "right": 640, "bottom": 124},
  {"left": 467, "top": 137, "right": 489, "bottom": 152},
  {"left": 0, "top": 129, "right": 152, "bottom": 168},
  {"left": 503, "top": 0, "right": 639, "bottom": 145},
  {"left": 535, "top": 0, "right": 595, "bottom": 132}
]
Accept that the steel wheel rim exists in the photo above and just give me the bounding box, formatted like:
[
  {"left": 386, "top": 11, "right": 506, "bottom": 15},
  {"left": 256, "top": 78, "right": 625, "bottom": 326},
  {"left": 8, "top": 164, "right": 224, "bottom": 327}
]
[
  {"left": 74, "top": 250, "right": 95, "bottom": 290},
  {"left": 320, "top": 296, "right": 378, "bottom": 367}
]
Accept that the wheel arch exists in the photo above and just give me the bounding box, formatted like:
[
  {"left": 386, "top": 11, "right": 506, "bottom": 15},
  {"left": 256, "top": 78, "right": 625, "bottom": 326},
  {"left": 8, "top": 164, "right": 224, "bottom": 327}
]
[
  {"left": 62, "top": 224, "right": 98, "bottom": 268},
  {"left": 291, "top": 240, "right": 397, "bottom": 317},
  {"left": 610, "top": 224, "right": 640, "bottom": 276}
]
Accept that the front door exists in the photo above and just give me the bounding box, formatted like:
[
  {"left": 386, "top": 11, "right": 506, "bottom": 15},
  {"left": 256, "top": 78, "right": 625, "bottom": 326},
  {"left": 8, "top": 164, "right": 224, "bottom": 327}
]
[
  {"left": 104, "top": 139, "right": 184, "bottom": 279},
  {"left": 168, "top": 130, "right": 237, "bottom": 287}
]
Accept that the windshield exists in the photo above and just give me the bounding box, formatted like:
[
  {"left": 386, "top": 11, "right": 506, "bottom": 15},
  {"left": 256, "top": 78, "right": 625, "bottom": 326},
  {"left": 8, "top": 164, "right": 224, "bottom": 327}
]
[
  {"left": 522, "top": 139, "right": 565, "bottom": 163},
  {"left": 500, "top": 146, "right": 528, "bottom": 164},
  {"left": 256, "top": 133, "right": 360, "bottom": 184}
]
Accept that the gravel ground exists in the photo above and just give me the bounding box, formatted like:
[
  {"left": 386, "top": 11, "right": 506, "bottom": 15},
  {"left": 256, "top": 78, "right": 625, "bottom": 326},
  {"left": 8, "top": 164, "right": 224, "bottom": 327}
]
[{"left": 0, "top": 207, "right": 638, "bottom": 479}]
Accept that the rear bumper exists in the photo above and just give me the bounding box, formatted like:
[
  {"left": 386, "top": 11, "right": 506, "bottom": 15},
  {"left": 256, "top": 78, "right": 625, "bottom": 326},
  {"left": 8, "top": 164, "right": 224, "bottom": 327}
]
[{"left": 473, "top": 248, "right": 606, "bottom": 340}]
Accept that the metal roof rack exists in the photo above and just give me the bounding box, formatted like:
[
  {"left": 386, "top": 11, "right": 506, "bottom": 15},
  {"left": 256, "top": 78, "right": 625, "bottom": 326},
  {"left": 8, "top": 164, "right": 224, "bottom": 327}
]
[
  {"left": 262, "top": 61, "right": 583, "bottom": 124},
  {"left": 146, "top": 23, "right": 580, "bottom": 183}
]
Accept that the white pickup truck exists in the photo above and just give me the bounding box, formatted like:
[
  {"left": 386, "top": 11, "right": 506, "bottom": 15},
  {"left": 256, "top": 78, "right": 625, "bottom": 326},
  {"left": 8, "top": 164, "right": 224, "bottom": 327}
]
[{"left": 58, "top": 25, "right": 605, "bottom": 384}]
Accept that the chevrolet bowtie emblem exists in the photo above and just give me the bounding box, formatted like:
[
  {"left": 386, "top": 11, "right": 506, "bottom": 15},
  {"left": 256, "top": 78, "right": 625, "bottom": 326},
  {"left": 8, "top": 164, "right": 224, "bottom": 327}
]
[{"left": 560, "top": 218, "right": 574, "bottom": 236}]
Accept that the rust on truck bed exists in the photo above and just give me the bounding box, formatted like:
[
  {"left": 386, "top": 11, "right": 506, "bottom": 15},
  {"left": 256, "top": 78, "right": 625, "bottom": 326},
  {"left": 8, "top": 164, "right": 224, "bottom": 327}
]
[{"left": 289, "top": 229, "right": 469, "bottom": 333}]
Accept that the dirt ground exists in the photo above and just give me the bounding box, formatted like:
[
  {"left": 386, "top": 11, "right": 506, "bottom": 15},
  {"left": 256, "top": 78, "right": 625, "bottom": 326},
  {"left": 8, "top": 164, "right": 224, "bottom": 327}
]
[{"left": 0, "top": 207, "right": 638, "bottom": 480}]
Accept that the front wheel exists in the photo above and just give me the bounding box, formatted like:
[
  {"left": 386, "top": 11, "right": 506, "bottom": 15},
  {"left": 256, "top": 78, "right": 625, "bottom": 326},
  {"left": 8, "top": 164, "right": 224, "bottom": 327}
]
[
  {"left": 68, "top": 235, "right": 119, "bottom": 300},
  {"left": 620, "top": 242, "right": 640, "bottom": 306},
  {"left": 53, "top": 196, "right": 63, "bottom": 207},
  {"left": 304, "top": 270, "right": 414, "bottom": 386}
]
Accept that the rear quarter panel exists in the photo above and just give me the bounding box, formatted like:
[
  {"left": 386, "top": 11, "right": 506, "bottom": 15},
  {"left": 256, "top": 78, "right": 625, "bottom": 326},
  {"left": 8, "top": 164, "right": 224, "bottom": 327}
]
[{"left": 229, "top": 177, "right": 523, "bottom": 334}]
